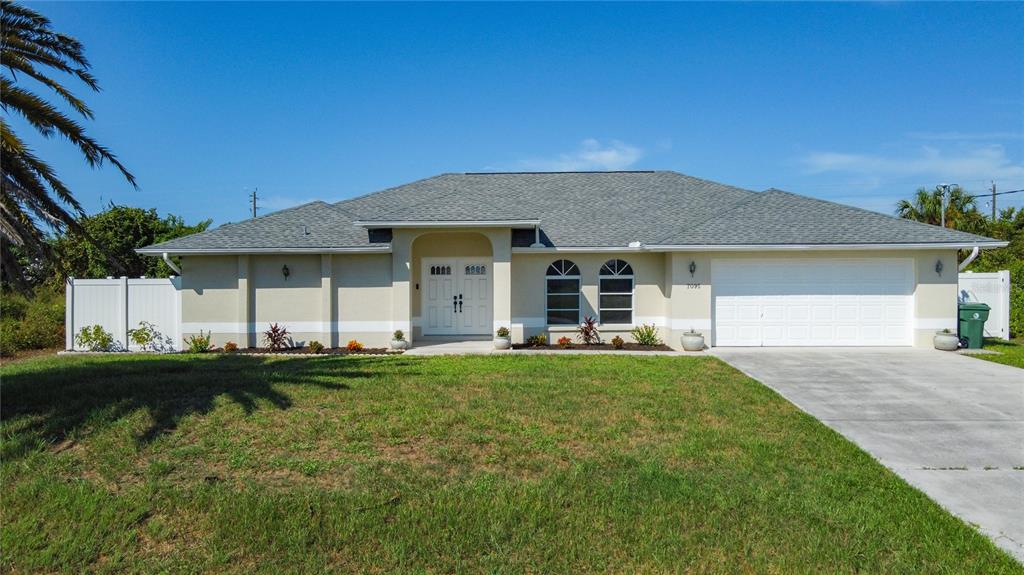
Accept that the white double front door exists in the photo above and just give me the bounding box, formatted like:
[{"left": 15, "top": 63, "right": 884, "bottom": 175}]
[{"left": 421, "top": 258, "right": 492, "bottom": 335}]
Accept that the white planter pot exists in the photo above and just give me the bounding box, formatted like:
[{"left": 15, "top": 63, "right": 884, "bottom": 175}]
[
  {"left": 681, "top": 333, "right": 705, "bottom": 352},
  {"left": 390, "top": 339, "right": 409, "bottom": 350},
  {"left": 933, "top": 332, "right": 959, "bottom": 351},
  {"left": 493, "top": 337, "right": 511, "bottom": 350}
]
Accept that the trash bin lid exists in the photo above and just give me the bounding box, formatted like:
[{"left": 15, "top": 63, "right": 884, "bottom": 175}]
[{"left": 959, "top": 302, "right": 991, "bottom": 311}]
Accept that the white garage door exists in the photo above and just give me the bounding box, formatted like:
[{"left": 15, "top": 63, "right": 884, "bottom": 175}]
[{"left": 712, "top": 258, "right": 913, "bottom": 347}]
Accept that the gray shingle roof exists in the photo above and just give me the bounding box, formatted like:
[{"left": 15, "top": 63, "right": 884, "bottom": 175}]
[{"left": 142, "top": 171, "right": 1003, "bottom": 252}]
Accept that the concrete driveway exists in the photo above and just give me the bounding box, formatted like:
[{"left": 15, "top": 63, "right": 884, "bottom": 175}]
[{"left": 709, "top": 347, "right": 1024, "bottom": 562}]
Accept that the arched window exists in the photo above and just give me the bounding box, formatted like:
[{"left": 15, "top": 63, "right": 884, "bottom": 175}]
[
  {"left": 546, "top": 259, "right": 580, "bottom": 325},
  {"left": 599, "top": 259, "right": 633, "bottom": 324}
]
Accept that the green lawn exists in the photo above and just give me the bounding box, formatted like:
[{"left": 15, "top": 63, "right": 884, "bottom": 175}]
[
  {"left": 1, "top": 354, "right": 1019, "bottom": 574},
  {"left": 975, "top": 338, "right": 1024, "bottom": 369}
]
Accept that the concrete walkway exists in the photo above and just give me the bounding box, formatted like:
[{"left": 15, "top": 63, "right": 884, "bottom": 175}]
[
  {"left": 710, "top": 347, "right": 1024, "bottom": 562},
  {"left": 404, "top": 337, "right": 497, "bottom": 356}
]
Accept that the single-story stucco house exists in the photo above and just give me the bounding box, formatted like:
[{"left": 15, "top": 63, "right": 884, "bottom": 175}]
[{"left": 138, "top": 171, "right": 1006, "bottom": 350}]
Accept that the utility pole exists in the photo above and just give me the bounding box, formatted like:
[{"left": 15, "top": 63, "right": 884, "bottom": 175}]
[
  {"left": 249, "top": 187, "right": 259, "bottom": 219},
  {"left": 939, "top": 183, "right": 948, "bottom": 228},
  {"left": 991, "top": 181, "right": 997, "bottom": 220}
]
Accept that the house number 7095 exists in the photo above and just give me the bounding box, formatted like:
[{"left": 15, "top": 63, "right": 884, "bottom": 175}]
[{"left": 686, "top": 283, "right": 701, "bottom": 289}]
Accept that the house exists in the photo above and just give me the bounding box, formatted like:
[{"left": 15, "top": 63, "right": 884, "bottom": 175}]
[{"left": 138, "top": 171, "right": 1006, "bottom": 350}]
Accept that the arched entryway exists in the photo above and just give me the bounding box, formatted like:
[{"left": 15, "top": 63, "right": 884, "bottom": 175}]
[{"left": 411, "top": 232, "right": 494, "bottom": 337}]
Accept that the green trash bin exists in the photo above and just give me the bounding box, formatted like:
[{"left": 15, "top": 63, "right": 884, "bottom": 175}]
[{"left": 958, "top": 302, "right": 991, "bottom": 349}]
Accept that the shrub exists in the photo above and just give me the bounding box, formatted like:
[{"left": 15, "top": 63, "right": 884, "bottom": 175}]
[
  {"left": 557, "top": 336, "right": 572, "bottom": 348},
  {"left": 263, "top": 323, "right": 290, "bottom": 351},
  {"left": 346, "top": 339, "right": 364, "bottom": 352},
  {"left": 0, "top": 286, "right": 65, "bottom": 355},
  {"left": 127, "top": 321, "right": 163, "bottom": 351},
  {"left": 496, "top": 326, "right": 510, "bottom": 338},
  {"left": 526, "top": 334, "right": 547, "bottom": 347},
  {"left": 309, "top": 340, "right": 325, "bottom": 354},
  {"left": 75, "top": 325, "right": 116, "bottom": 351},
  {"left": 611, "top": 335, "right": 625, "bottom": 349},
  {"left": 393, "top": 330, "right": 405, "bottom": 341},
  {"left": 185, "top": 331, "right": 213, "bottom": 353},
  {"left": 577, "top": 316, "right": 600, "bottom": 345},
  {"left": 223, "top": 341, "right": 239, "bottom": 352},
  {"left": 631, "top": 324, "right": 663, "bottom": 347}
]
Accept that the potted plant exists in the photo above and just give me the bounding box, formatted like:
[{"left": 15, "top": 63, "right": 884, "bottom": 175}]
[
  {"left": 933, "top": 328, "right": 959, "bottom": 351},
  {"left": 391, "top": 330, "right": 409, "bottom": 350},
  {"left": 494, "top": 326, "right": 511, "bottom": 350},
  {"left": 681, "top": 330, "right": 705, "bottom": 351}
]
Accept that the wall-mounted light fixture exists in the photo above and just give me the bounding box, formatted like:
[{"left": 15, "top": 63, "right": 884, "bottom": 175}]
[
  {"left": 935, "top": 259, "right": 943, "bottom": 277},
  {"left": 689, "top": 261, "right": 697, "bottom": 277},
  {"left": 282, "top": 264, "right": 291, "bottom": 280}
]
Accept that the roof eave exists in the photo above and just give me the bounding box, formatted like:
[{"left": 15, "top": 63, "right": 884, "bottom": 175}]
[
  {"left": 513, "top": 241, "right": 1009, "bottom": 253},
  {"left": 136, "top": 246, "right": 392, "bottom": 256},
  {"left": 642, "top": 241, "right": 1009, "bottom": 252},
  {"left": 353, "top": 219, "right": 541, "bottom": 229}
]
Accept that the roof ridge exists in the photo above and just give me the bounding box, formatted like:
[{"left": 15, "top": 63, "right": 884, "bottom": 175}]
[
  {"left": 461, "top": 170, "right": 658, "bottom": 175},
  {"left": 333, "top": 173, "right": 452, "bottom": 210}
]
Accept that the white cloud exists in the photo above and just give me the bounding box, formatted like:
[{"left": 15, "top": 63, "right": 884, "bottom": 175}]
[
  {"left": 800, "top": 144, "right": 1024, "bottom": 183},
  {"left": 520, "top": 139, "right": 644, "bottom": 171}
]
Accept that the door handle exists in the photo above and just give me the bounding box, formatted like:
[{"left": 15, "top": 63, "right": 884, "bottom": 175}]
[
  {"left": 458, "top": 294, "right": 463, "bottom": 313},
  {"left": 453, "top": 295, "right": 457, "bottom": 313}
]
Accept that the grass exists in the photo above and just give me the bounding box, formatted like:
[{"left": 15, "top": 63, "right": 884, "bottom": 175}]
[
  {"left": 975, "top": 338, "right": 1024, "bottom": 369},
  {"left": 1, "top": 354, "right": 1019, "bottom": 574}
]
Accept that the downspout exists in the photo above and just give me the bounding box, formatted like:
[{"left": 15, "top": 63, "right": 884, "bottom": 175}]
[
  {"left": 162, "top": 252, "right": 181, "bottom": 275},
  {"left": 958, "top": 246, "right": 979, "bottom": 272}
]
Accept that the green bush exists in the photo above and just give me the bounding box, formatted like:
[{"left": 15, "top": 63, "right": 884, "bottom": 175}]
[
  {"left": 0, "top": 287, "right": 65, "bottom": 356},
  {"left": 75, "top": 325, "right": 116, "bottom": 351},
  {"left": 630, "top": 324, "right": 663, "bottom": 347},
  {"left": 185, "top": 331, "right": 213, "bottom": 353}
]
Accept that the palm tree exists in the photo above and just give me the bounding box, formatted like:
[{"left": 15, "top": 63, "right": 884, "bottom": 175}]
[
  {"left": 895, "top": 185, "right": 980, "bottom": 231},
  {"left": 1, "top": 1, "right": 135, "bottom": 289}
]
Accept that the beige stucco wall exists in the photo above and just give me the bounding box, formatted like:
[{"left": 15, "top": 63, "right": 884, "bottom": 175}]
[
  {"left": 335, "top": 253, "right": 393, "bottom": 348},
  {"left": 178, "top": 246, "right": 958, "bottom": 350},
  {"left": 180, "top": 255, "right": 242, "bottom": 347},
  {"left": 510, "top": 252, "right": 668, "bottom": 344}
]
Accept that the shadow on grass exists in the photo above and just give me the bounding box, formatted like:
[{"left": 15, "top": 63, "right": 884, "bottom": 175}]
[{"left": 0, "top": 354, "right": 420, "bottom": 460}]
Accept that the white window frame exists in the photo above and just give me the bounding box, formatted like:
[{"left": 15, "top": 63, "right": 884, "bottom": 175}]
[
  {"left": 598, "top": 259, "right": 634, "bottom": 326},
  {"left": 545, "top": 259, "right": 581, "bottom": 326}
]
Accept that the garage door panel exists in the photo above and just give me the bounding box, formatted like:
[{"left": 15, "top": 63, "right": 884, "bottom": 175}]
[{"left": 713, "top": 258, "right": 913, "bottom": 347}]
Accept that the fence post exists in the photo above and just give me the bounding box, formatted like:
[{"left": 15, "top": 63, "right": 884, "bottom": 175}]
[
  {"left": 121, "top": 276, "right": 130, "bottom": 350},
  {"left": 65, "top": 278, "right": 74, "bottom": 350}
]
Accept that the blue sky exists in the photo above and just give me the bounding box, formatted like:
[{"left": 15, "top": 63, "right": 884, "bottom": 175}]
[{"left": 16, "top": 1, "right": 1024, "bottom": 226}]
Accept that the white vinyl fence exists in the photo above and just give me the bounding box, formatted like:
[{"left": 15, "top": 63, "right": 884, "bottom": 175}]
[
  {"left": 958, "top": 271, "right": 1011, "bottom": 340},
  {"left": 65, "top": 277, "right": 182, "bottom": 351}
]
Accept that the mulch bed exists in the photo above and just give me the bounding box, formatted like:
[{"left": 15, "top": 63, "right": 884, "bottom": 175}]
[
  {"left": 226, "top": 347, "right": 395, "bottom": 356},
  {"left": 512, "top": 343, "right": 673, "bottom": 352}
]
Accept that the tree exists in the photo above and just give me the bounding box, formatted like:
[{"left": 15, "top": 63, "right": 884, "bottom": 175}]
[
  {"left": 1, "top": 1, "right": 136, "bottom": 290},
  {"left": 50, "top": 204, "right": 210, "bottom": 283},
  {"left": 894, "top": 185, "right": 987, "bottom": 234}
]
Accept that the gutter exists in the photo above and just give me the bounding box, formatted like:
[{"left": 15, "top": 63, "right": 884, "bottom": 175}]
[
  {"left": 958, "top": 246, "right": 980, "bottom": 272},
  {"left": 513, "top": 241, "right": 1008, "bottom": 253},
  {"left": 161, "top": 253, "right": 181, "bottom": 275},
  {"left": 136, "top": 246, "right": 392, "bottom": 256}
]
